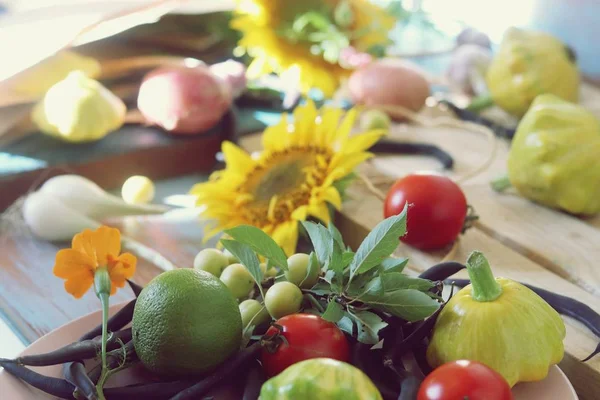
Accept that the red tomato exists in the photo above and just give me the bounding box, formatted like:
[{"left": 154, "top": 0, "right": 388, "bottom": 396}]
[
  {"left": 418, "top": 360, "right": 514, "bottom": 400},
  {"left": 384, "top": 174, "right": 467, "bottom": 250},
  {"left": 261, "top": 314, "right": 350, "bottom": 377}
]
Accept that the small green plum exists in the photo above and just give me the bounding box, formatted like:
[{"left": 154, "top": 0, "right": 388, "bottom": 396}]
[
  {"left": 193, "top": 248, "right": 229, "bottom": 277},
  {"left": 360, "top": 109, "right": 391, "bottom": 131},
  {"left": 220, "top": 263, "right": 255, "bottom": 299},
  {"left": 284, "top": 253, "right": 319, "bottom": 288},
  {"left": 222, "top": 249, "right": 239, "bottom": 265},
  {"left": 239, "top": 299, "right": 270, "bottom": 329},
  {"left": 264, "top": 282, "right": 303, "bottom": 319}
]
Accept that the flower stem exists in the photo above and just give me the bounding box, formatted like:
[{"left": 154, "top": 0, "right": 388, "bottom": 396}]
[
  {"left": 466, "top": 94, "right": 494, "bottom": 113},
  {"left": 95, "top": 292, "right": 109, "bottom": 400},
  {"left": 466, "top": 251, "right": 502, "bottom": 302}
]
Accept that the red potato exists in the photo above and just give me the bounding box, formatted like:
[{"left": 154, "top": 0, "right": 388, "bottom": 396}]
[
  {"left": 348, "top": 58, "right": 430, "bottom": 114},
  {"left": 137, "top": 65, "right": 232, "bottom": 135}
]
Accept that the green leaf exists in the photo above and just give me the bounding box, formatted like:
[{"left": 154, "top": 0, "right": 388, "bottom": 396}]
[
  {"left": 347, "top": 275, "right": 383, "bottom": 299},
  {"left": 328, "top": 235, "right": 344, "bottom": 280},
  {"left": 322, "top": 301, "right": 344, "bottom": 323},
  {"left": 341, "top": 250, "right": 355, "bottom": 269},
  {"left": 324, "top": 270, "right": 342, "bottom": 294},
  {"left": 333, "top": 172, "right": 356, "bottom": 198},
  {"left": 362, "top": 289, "right": 440, "bottom": 322},
  {"left": 308, "top": 281, "right": 333, "bottom": 296},
  {"left": 348, "top": 205, "right": 408, "bottom": 282},
  {"left": 224, "top": 225, "right": 288, "bottom": 271},
  {"left": 337, "top": 314, "right": 354, "bottom": 336},
  {"left": 329, "top": 223, "right": 345, "bottom": 251},
  {"left": 348, "top": 310, "right": 388, "bottom": 345},
  {"left": 381, "top": 273, "right": 435, "bottom": 292},
  {"left": 301, "top": 252, "right": 320, "bottom": 288},
  {"left": 380, "top": 257, "right": 408, "bottom": 273},
  {"left": 301, "top": 221, "right": 332, "bottom": 268},
  {"left": 220, "top": 239, "right": 263, "bottom": 287}
]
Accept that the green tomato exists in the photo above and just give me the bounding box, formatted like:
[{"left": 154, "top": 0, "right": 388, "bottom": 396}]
[
  {"left": 193, "top": 249, "right": 229, "bottom": 277},
  {"left": 284, "top": 253, "right": 319, "bottom": 288},
  {"left": 239, "top": 299, "right": 270, "bottom": 329},
  {"left": 264, "top": 282, "right": 303, "bottom": 319},
  {"left": 259, "top": 263, "right": 267, "bottom": 276},
  {"left": 222, "top": 249, "right": 239, "bottom": 265},
  {"left": 260, "top": 358, "right": 382, "bottom": 400},
  {"left": 220, "top": 263, "right": 255, "bottom": 299}
]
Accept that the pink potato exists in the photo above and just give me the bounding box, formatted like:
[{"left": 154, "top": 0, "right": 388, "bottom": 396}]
[
  {"left": 137, "top": 65, "right": 232, "bottom": 135},
  {"left": 348, "top": 59, "right": 430, "bottom": 114}
]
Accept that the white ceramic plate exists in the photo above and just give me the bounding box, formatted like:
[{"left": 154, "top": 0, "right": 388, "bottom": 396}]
[{"left": 0, "top": 302, "right": 579, "bottom": 399}]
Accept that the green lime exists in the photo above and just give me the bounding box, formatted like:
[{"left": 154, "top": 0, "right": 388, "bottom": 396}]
[{"left": 132, "top": 268, "right": 242, "bottom": 376}]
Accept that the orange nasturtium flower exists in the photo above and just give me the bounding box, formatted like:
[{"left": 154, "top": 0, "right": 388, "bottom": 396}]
[{"left": 53, "top": 226, "right": 137, "bottom": 298}]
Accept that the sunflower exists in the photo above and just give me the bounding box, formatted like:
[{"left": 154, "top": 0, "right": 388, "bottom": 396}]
[
  {"left": 190, "top": 101, "right": 384, "bottom": 255},
  {"left": 231, "top": 0, "right": 396, "bottom": 96}
]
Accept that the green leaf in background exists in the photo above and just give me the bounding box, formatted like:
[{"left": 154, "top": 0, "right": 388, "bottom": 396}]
[
  {"left": 349, "top": 310, "right": 388, "bottom": 345},
  {"left": 333, "top": 172, "right": 357, "bottom": 199},
  {"left": 322, "top": 301, "right": 345, "bottom": 323},
  {"left": 224, "top": 225, "right": 288, "bottom": 271},
  {"left": 341, "top": 250, "right": 355, "bottom": 269},
  {"left": 329, "top": 223, "right": 345, "bottom": 251},
  {"left": 348, "top": 204, "right": 408, "bottom": 282},
  {"left": 380, "top": 257, "right": 409, "bottom": 273},
  {"left": 309, "top": 281, "right": 333, "bottom": 296},
  {"left": 220, "top": 239, "right": 263, "bottom": 287},
  {"left": 337, "top": 314, "right": 355, "bottom": 336},
  {"left": 301, "top": 252, "right": 320, "bottom": 288},
  {"left": 362, "top": 289, "right": 440, "bottom": 322},
  {"left": 301, "top": 221, "right": 332, "bottom": 268},
  {"left": 381, "top": 273, "right": 435, "bottom": 292}
]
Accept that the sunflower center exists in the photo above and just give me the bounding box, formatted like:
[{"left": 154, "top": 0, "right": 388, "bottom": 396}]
[{"left": 238, "top": 145, "right": 332, "bottom": 226}]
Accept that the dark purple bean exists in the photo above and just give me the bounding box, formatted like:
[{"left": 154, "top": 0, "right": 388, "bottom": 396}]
[
  {"left": 9, "top": 329, "right": 131, "bottom": 366},
  {"left": 63, "top": 361, "right": 98, "bottom": 400},
  {"left": 80, "top": 300, "right": 136, "bottom": 341},
  {"left": 447, "top": 278, "right": 600, "bottom": 361},
  {"left": 391, "top": 306, "right": 444, "bottom": 361},
  {"left": 0, "top": 358, "right": 74, "bottom": 399},
  {"left": 370, "top": 140, "right": 454, "bottom": 170},
  {"left": 127, "top": 280, "right": 144, "bottom": 297},
  {"left": 397, "top": 375, "right": 421, "bottom": 400},
  {"left": 418, "top": 262, "right": 465, "bottom": 281},
  {"left": 169, "top": 342, "right": 262, "bottom": 400},
  {"left": 242, "top": 360, "right": 265, "bottom": 400},
  {"left": 89, "top": 341, "right": 136, "bottom": 384}
]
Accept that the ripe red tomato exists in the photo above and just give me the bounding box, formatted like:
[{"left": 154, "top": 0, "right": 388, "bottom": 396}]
[
  {"left": 261, "top": 314, "right": 350, "bottom": 377},
  {"left": 418, "top": 360, "right": 514, "bottom": 400},
  {"left": 384, "top": 174, "right": 467, "bottom": 250}
]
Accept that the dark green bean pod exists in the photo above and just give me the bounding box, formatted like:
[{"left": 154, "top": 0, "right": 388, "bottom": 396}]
[
  {"left": 418, "top": 262, "right": 465, "bottom": 281},
  {"left": 8, "top": 328, "right": 131, "bottom": 367},
  {"left": 80, "top": 299, "right": 136, "bottom": 341},
  {"left": 63, "top": 361, "right": 98, "bottom": 400},
  {"left": 0, "top": 359, "right": 74, "bottom": 399},
  {"left": 397, "top": 375, "right": 421, "bottom": 400},
  {"left": 127, "top": 280, "right": 144, "bottom": 297},
  {"left": 242, "top": 360, "right": 266, "bottom": 400},
  {"left": 169, "top": 342, "right": 262, "bottom": 400}
]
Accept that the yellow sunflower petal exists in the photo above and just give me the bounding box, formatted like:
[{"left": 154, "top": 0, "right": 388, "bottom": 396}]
[
  {"left": 53, "top": 249, "right": 95, "bottom": 278},
  {"left": 271, "top": 220, "right": 299, "bottom": 256},
  {"left": 222, "top": 141, "right": 255, "bottom": 174},
  {"left": 333, "top": 108, "right": 358, "bottom": 147},
  {"left": 262, "top": 113, "right": 289, "bottom": 150},
  {"left": 344, "top": 130, "right": 386, "bottom": 154},
  {"left": 320, "top": 186, "right": 343, "bottom": 210},
  {"left": 308, "top": 202, "right": 331, "bottom": 225},
  {"left": 329, "top": 151, "right": 374, "bottom": 177},
  {"left": 317, "top": 106, "right": 343, "bottom": 146},
  {"left": 291, "top": 205, "right": 309, "bottom": 221},
  {"left": 292, "top": 100, "right": 318, "bottom": 146}
]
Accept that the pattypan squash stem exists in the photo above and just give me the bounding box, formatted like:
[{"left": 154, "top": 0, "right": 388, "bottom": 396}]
[
  {"left": 491, "top": 175, "right": 512, "bottom": 192},
  {"left": 466, "top": 94, "right": 495, "bottom": 113},
  {"left": 94, "top": 268, "right": 112, "bottom": 400},
  {"left": 466, "top": 251, "right": 502, "bottom": 302}
]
